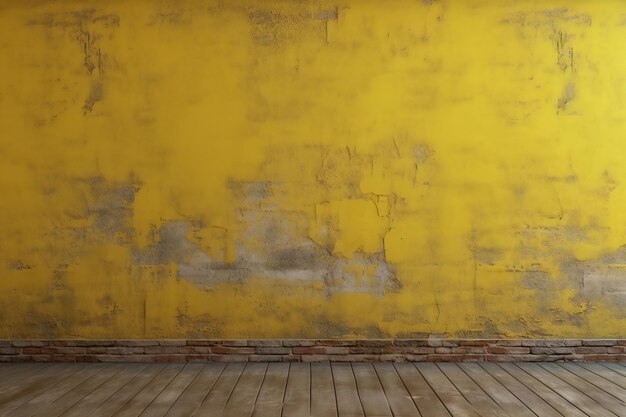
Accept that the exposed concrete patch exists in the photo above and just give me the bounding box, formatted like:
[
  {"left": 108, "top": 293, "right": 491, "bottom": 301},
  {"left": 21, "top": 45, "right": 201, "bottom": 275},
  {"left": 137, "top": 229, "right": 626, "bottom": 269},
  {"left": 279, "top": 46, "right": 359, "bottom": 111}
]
[
  {"left": 47, "top": 175, "right": 141, "bottom": 252},
  {"left": 133, "top": 221, "right": 249, "bottom": 287},
  {"left": 578, "top": 247, "right": 626, "bottom": 317},
  {"left": 132, "top": 140, "right": 418, "bottom": 296},
  {"left": 7, "top": 260, "right": 32, "bottom": 270},
  {"left": 557, "top": 82, "right": 576, "bottom": 111},
  {"left": 83, "top": 81, "right": 103, "bottom": 114},
  {"left": 247, "top": 8, "right": 338, "bottom": 45},
  {"left": 28, "top": 8, "right": 117, "bottom": 116}
]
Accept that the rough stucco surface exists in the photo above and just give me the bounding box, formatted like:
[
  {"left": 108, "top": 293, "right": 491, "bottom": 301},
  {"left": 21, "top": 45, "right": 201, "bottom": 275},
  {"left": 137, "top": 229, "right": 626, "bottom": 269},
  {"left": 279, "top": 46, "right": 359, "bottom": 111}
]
[{"left": 0, "top": 0, "right": 624, "bottom": 339}]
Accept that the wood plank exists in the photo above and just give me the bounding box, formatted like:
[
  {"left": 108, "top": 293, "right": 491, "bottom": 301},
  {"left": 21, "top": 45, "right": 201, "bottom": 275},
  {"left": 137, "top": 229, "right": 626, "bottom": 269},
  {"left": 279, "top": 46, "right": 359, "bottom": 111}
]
[
  {"left": 0, "top": 365, "right": 45, "bottom": 389},
  {"left": 352, "top": 363, "right": 392, "bottom": 417},
  {"left": 251, "top": 363, "right": 289, "bottom": 417},
  {"left": 498, "top": 363, "right": 587, "bottom": 417},
  {"left": 330, "top": 363, "right": 364, "bottom": 417},
  {"left": 7, "top": 364, "right": 104, "bottom": 417},
  {"left": 193, "top": 362, "right": 246, "bottom": 417},
  {"left": 87, "top": 364, "right": 167, "bottom": 417},
  {"left": 138, "top": 363, "right": 203, "bottom": 417},
  {"left": 373, "top": 363, "right": 420, "bottom": 417},
  {"left": 222, "top": 363, "right": 267, "bottom": 417},
  {"left": 479, "top": 363, "right": 562, "bottom": 417},
  {"left": 603, "top": 363, "right": 626, "bottom": 378},
  {"left": 310, "top": 363, "right": 337, "bottom": 417},
  {"left": 436, "top": 363, "right": 509, "bottom": 417},
  {"left": 580, "top": 363, "right": 626, "bottom": 390},
  {"left": 32, "top": 364, "right": 124, "bottom": 417},
  {"left": 61, "top": 364, "right": 147, "bottom": 417},
  {"left": 414, "top": 363, "right": 481, "bottom": 417},
  {"left": 394, "top": 363, "right": 450, "bottom": 417},
  {"left": 459, "top": 363, "right": 535, "bottom": 417},
  {"left": 113, "top": 363, "right": 185, "bottom": 417},
  {"left": 560, "top": 363, "right": 626, "bottom": 402},
  {"left": 282, "top": 363, "right": 310, "bottom": 417},
  {"left": 517, "top": 363, "right": 618, "bottom": 417},
  {"left": 163, "top": 364, "right": 225, "bottom": 417},
  {"left": 0, "top": 364, "right": 81, "bottom": 415},
  {"left": 538, "top": 363, "right": 625, "bottom": 417}
]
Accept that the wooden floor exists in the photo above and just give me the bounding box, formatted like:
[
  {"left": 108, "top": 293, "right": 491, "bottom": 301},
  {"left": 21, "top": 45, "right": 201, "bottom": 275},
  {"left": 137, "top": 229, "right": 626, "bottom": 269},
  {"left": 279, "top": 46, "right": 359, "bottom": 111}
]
[{"left": 0, "top": 362, "right": 624, "bottom": 417}]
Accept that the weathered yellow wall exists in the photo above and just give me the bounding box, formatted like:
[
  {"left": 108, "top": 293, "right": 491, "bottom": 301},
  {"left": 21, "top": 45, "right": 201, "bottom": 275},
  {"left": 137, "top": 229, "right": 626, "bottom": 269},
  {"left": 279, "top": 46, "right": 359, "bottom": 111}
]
[{"left": 1, "top": 0, "right": 625, "bottom": 339}]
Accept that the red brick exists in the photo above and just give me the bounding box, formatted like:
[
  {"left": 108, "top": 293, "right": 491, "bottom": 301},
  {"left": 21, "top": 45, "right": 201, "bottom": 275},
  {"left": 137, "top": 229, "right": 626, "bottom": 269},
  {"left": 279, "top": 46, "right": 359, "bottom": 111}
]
[
  {"left": 116, "top": 340, "right": 159, "bottom": 347},
  {"left": 450, "top": 347, "right": 486, "bottom": 354},
  {"left": 607, "top": 346, "right": 625, "bottom": 354},
  {"left": 404, "top": 354, "right": 429, "bottom": 362},
  {"left": 188, "top": 347, "right": 212, "bottom": 354},
  {"left": 145, "top": 346, "right": 188, "bottom": 354},
  {"left": 26, "top": 355, "right": 53, "bottom": 362},
  {"left": 427, "top": 354, "right": 484, "bottom": 362},
  {"left": 574, "top": 347, "right": 607, "bottom": 354},
  {"left": 186, "top": 340, "right": 220, "bottom": 346},
  {"left": 317, "top": 340, "right": 357, "bottom": 347},
  {"left": 249, "top": 355, "right": 283, "bottom": 362},
  {"left": 12, "top": 340, "right": 48, "bottom": 347},
  {"left": 378, "top": 354, "right": 408, "bottom": 362},
  {"left": 256, "top": 347, "right": 290, "bottom": 355},
  {"left": 485, "top": 354, "right": 521, "bottom": 362},
  {"left": 210, "top": 355, "right": 249, "bottom": 362},
  {"left": 393, "top": 340, "right": 430, "bottom": 347},
  {"left": 221, "top": 340, "right": 248, "bottom": 347},
  {"left": 494, "top": 340, "right": 523, "bottom": 347},
  {"left": 522, "top": 340, "right": 581, "bottom": 347},
  {"left": 155, "top": 355, "right": 187, "bottom": 362},
  {"left": 158, "top": 340, "right": 187, "bottom": 347},
  {"left": 247, "top": 340, "right": 282, "bottom": 347},
  {"left": 95, "top": 355, "right": 156, "bottom": 362},
  {"left": 382, "top": 347, "right": 434, "bottom": 354},
  {"left": 105, "top": 347, "right": 145, "bottom": 355},
  {"left": 582, "top": 339, "right": 619, "bottom": 346},
  {"left": 76, "top": 355, "right": 99, "bottom": 362},
  {"left": 486, "top": 346, "right": 530, "bottom": 354},
  {"left": 210, "top": 347, "right": 255, "bottom": 355},
  {"left": 458, "top": 340, "right": 494, "bottom": 346},
  {"left": 42, "top": 347, "right": 86, "bottom": 355},
  {"left": 292, "top": 347, "right": 348, "bottom": 355},
  {"left": 583, "top": 354, "right": 626, "bottom": 362},
  {"left": 50, "top": 355, "right": 77, "bottom": 362},
  {"left": 301, "top": 355, "right": 330, "bottom": 362},
  {"left": 530, "top": 347, "right": 574, "bottom": 355},
  {"left": 282, "top": 340, "right": 315, "bottom": 347},
  {"left": 356, "top": 340, "right": 393, "bottom": 347},
  {"left": 351, "top": 347, "right": 383, "bottom": 354},
  {"left": 186, "top": 354, "right": 212, "bottom": 362}
]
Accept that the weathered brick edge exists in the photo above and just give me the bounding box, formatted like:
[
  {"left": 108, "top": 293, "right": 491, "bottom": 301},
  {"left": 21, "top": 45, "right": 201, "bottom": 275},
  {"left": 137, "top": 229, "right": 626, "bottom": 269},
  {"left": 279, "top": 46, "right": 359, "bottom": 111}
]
[{"left": 0, "top": 339, "right": 624, "bottom": 363}]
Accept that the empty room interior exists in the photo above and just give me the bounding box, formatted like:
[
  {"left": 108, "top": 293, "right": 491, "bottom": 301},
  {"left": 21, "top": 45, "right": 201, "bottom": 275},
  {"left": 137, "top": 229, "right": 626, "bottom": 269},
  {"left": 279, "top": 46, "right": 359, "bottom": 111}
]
[{"left": 0, "top": 0, "right": 625, "bottom": 416}]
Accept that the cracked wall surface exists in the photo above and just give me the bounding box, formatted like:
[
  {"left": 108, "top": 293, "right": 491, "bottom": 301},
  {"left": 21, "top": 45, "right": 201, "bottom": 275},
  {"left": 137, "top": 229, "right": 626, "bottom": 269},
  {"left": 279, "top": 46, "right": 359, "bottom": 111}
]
[{"left": 0, "top": 0, "right": 625, "bottom": 339}]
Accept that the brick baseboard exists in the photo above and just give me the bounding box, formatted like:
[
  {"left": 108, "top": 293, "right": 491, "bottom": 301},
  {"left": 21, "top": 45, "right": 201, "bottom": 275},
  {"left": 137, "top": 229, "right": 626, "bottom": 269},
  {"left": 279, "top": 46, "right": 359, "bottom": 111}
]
[{"left": 0, "top": 339, "right": 624, "bottom": 363}]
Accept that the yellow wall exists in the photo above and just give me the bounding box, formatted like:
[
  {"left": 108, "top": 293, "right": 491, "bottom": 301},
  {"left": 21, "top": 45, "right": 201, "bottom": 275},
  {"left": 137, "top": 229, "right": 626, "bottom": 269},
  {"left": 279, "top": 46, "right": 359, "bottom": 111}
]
[{"left": 1, "top": 0, "right": 625, "bottom": 339}]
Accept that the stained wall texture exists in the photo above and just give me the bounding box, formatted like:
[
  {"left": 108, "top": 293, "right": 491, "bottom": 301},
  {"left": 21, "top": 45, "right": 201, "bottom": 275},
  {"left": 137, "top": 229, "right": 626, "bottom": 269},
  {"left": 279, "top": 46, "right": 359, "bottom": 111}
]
[{"left": 1, "top": 0, "right": 625, "bottom": 339}]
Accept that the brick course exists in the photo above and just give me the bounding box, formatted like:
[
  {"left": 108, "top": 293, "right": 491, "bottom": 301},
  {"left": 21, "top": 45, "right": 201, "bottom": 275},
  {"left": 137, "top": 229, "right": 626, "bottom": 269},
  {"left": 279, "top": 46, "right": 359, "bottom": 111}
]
[{"left": 0, "top": 339, "right": 623, "bottom": 363}]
